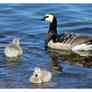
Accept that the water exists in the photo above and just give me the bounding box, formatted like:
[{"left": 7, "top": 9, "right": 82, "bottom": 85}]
[{"left": 0, "top": 4, "right": 92, "bottom": 88}]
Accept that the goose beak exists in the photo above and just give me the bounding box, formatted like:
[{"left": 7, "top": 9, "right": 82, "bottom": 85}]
[{"left": 41, "top": 17, "right": 45, "bottom": 21}]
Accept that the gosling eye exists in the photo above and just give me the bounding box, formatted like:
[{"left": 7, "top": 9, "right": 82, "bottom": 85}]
[{"left": 35, "top": 74, "right": 38, "bottom": 77}]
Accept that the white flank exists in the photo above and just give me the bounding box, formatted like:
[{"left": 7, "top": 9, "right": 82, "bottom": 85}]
[
  {"left": 4, "top": 47, "right": 18, "bottom": 57},
  {"left": 72, "top": 44, "right": 92, "bottom": 51},
  {"left": 47, "top": 40, "right": 71, "bottom": 50}
]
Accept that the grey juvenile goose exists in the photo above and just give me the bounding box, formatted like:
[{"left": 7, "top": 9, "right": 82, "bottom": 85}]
[
  {"left": 4, "top": 38, "right": 23, "bottom": 57},
  {"left": 41, "top": 14, "right": 92, "bottom": 50},
  {"left": 30, "top": 67, "right": 52, "bottom": 83}
]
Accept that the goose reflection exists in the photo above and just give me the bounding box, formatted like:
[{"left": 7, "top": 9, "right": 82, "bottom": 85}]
[
  {"left": 72, "top": 50, "right": 92, "bottom": 57},
  {"left": 47, "top": 48, "right": 92, "bottom": 68},
  {"left": 48, "top": 54, "right": 63, "bottom": 73}
]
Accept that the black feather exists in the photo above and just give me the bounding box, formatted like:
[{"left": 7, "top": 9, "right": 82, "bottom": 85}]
[{"left": 85, "top": 40, "right": 92, "bottom": 45}]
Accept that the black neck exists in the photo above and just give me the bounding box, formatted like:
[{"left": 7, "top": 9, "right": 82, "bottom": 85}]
[
  {"left": 45, "top": 15, "right": 58, "bottom": 48},
  {"left": 48, "top": 16, "right": 57, "bottom": 35}
]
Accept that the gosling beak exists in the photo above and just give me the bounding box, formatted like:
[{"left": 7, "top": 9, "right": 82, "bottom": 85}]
[{"left": 41, "top": 17, "right": 45, "bottom": 21}]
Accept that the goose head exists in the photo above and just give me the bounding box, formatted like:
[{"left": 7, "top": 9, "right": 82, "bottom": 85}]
[
  {"left": 41, "top": 14, "right": 56, "bottom": 23},
  {"left": 41, "top": 13, "right": 57, "bottom": 35}
]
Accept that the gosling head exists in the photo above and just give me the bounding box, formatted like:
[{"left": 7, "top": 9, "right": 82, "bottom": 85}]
[
  {"left": 13, "top": 38, "right": 20, "bottom": 45},
  {"left": 41, "top": 14, "right": 56, "bottom": 23},
  {"left": 33, "top": 67, "right": 41, "bottom": 77}
]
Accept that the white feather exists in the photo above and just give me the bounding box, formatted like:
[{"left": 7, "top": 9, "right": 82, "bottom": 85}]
[
  {"left": 47, "top": 40, "right": 71, "bottom": 50},
  {"left": 4, "top": 47, "right": 18, "bottom": 57},
  {"left": 72, "top": 44, "right": 92, "bottom": 51}
]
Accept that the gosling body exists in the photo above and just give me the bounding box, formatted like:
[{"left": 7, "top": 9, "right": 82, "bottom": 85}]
[
  {"left": 30, "top": 67, "right": 52, "bottom": 84},
  {"left": 4, "top": 38, "right": 23, "bottom": 57}
]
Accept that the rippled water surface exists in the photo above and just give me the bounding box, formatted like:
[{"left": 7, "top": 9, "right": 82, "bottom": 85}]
[{"left": 0, "top": 4, "right": 92, "bottom": 88}]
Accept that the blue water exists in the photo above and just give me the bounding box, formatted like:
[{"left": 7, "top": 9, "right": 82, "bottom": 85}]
[{"left": 0, "top": 4, "right": 92, "bottom": 88}]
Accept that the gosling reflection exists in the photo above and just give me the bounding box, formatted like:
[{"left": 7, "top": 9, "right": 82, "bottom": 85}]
[
  {"left": 49, "top": 54, "right": 62, "bottom": 73},
  {"left": 31, "top": 82, "right": 50, "bottom": 87},
  {"left": 4, "top": 56, "right": 22, "bottom": 65},
  {"left": 47, "top": 48, "right": 92, "bottom": 68}
]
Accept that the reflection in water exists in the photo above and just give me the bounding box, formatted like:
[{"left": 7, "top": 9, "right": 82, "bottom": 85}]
[
  {"left": 47, "top": 48, "right": 72, "bottom": 55},
  {"left": 4, "top": 56, "right": 22, "bottom": 65},
  {"left": 47, "top": 48, "right": 92, "bottom": 68},
  {"left": 72, "top": 50, "right": 92, "bottom": 57},
  {"left": 30, "top": 82, "right": 50, "bottom": 87},
  {"left": 49, "top": 54, "right": 62, "bottom": 73}
]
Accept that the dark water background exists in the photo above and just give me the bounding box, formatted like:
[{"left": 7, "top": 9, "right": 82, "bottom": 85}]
[{"left": 0, "top": 4, "right": 92, "bottom": 88}]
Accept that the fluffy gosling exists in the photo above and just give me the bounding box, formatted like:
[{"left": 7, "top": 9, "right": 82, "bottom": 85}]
[
  {"left": 30, "top": 67, "right": 52, "bottom": 84},
  {"left": 4, "top": 38, "right": 23, "bottom": 58}
]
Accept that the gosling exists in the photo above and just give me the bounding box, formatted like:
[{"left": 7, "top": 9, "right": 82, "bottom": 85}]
[
  {"left": 4, "top": 38, "right": 23, "bottom": 58},
  {"left": 30, "top": 67, "right": 52, "bottom": 84}
]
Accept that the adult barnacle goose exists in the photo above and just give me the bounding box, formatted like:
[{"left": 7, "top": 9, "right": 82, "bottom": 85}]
[{"left": 41, "top": 14, "right": 92, "bottom": 50}]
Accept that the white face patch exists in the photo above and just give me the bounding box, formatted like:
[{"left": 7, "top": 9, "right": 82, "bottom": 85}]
[{"left": 45, "top": 14, "right": 54, "bottom": 23}]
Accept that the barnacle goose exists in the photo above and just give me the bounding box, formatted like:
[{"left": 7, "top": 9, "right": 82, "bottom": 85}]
[{"left": 41, "top": 14, "right": 92, "bottom": 50}]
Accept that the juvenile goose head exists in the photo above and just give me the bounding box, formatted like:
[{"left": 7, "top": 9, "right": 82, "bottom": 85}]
[
  {"left": 33, "top": 67, "right": 41, "bottom": 77},
  {"left": 4, "top": 38, "right": 23, "bottom": 58},
  {"left": 13, "top": 38, "right": 19, "bottom": 45}
]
